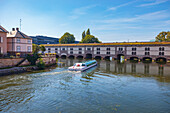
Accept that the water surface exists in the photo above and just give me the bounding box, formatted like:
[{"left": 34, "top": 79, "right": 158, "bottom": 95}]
[{"left": 0, "top": 59, "right": 170, "bottom": 113}]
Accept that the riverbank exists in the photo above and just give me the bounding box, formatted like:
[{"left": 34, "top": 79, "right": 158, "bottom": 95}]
[{"left": 0, "top": 63, "right": 57, "bottom": 76}]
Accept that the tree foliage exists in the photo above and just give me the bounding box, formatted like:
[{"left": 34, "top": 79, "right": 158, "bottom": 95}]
[
  {"left": 80, "top": 35, "right": 101, "bottom": 43},
  {"left": 82, "top": 31, "right": 86, "bottom": 39},
  {"left": 86, "top": 28, "right": 90, "bottom": 35},
  {"left": 27, "top": 53, "right": 39, "bottom": 65},
  {"left": 59, "top": 32, "right": 75, "bottom": 44},
  {"left": 32, "top": 44, "right": 46, "bottom": 54},
  {"left": 155, "top": 31, "right": 170, "bottom": 42},
  {"left": 39, "top": 45, "right": 46, "bottom": 53},
  {"left": 32, "top": 44, "right": 40, "bottom": 53}
]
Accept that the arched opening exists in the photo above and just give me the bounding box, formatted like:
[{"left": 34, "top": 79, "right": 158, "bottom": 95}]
[
  {"left": 130, "top": 57, "right": 139, "bottom": 62},
  {"left": 61, "top": 55, "right": 67, "bottom": 59},
  {"left": 86, "top": 54, "right": 92, "bottom": 59},
  {"left": 95, "top": 56, "right": 101, "bottom": 60},
  {"left": 68, "top": 55, "right": 75, "bottom": 59},
  {"left": 156, "top": 57, "right": 166, "bottom": 63},
  {"left": 56, "top": 55, "right": 59, "bottom": 58},
  {"left": 77, "top": 55, "right": 83, "bottom": 59},
  {"left": 142, "top": 57, "right": 152, "bottom": 63},
  {"left": 117, "top": 54, "right": 124, "bottom": 60},
  {"left": 105, "top": 56, "right": 110, "bottom": 60}
]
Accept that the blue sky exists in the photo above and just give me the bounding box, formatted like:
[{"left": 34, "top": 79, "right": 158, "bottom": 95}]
[{"left": 0, "top": 0, "right": 170, "bottom": 42}]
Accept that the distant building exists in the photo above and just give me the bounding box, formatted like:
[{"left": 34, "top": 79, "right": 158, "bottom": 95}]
[
  {"left": 7, "top": 28, "right": 32, "bottom": 55},
  {"left": 30, "top": 36, "right": 59, "bottom": 45},
  {"left": 0, "top": 25, "right": 8, "bottom": 55},
  {"left": 30, "top": 35, "right": 79, "bottom": 45}
]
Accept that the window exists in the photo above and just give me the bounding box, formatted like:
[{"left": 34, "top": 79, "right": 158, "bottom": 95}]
[
  {"left": 145, "top": 47, "right": 150, "bottom": 51},
  {"left": 0, "top": 47, "right": 1, "bottom": 53},
  {"left": 55, "top": 48, "right": 58, "bottom": 50},
  {"left": 27, "top": 40, "right": 31, "bottom": 43},
  {"left": 97, "top": 48, "right": 100, "bottom": 50},
  {"left": 87, "top": 48, "right": 91, "bottom": 51},
  {"left": 79, "top": 51, "right": 82, "bottom": 54},
  {"left": 70, "top": 51, "right": 73, "bottom": 54},
  {"left": 159, "top": 52, "right": 164, "bottom": 56},
  {"left": 48, "top": 48, "right": 51, "bottom": 50},
  {"left": 55, "top": 51, "right": 58, "bottom": 53},
  {"left": 27, "top": 46, "right": 31, "bottom": 52},
  {"left": 145, "top": 52, "right": 150, "bottom": 55},
  {"left": 79, "top": 48, "right": 82, "bottom": 50},
  {"left": 132, "top": 52, "right": 136, "bottom": 55},
  {"left": 159, "top": 47, "right": 164, "bottom": 51},
  {"left": 48, "top": 50, "right": 51, "bottom": 53},
  {"left": 107, "top": 52, "right": 110, "bottom": 54},
  {"left": 0, "top": 37, "right": 3, "bottom": 43},
  {"left": 70, "top": 48, "right": 73, "bottom": 50},
  {"left": 62, "top": 48, "right": 65, "bottom": 51},
  {"left": 17, "top": 46, "right": 21, "bottom": 51},
  {"left": 119, "top": 48, "right": 123, "bottom": 51},
  {"left": 107, "top": 48, "right": 110, "bottom": 51},
  {"left": 17, "top": 38, "right": 20, "bottom": 43},
  {"left": 97, "top": 52, "right": 100, "bottom": 54},
  {"left": 132, "top": 47, "right": 136, "bottom": 51}
]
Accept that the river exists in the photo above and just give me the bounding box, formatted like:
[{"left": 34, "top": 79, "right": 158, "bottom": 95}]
[{"left": 0, "top": 59, "right": 170, "bottom": 113}]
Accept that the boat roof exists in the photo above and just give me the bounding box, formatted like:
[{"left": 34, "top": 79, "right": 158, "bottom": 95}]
[{"left": 75, "top": 60, "right": 96, "bottom": 65}]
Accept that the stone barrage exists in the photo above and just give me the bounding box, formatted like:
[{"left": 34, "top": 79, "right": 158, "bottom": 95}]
[{"left": 42, "top": 42, "right": 170, "bottom": 62}]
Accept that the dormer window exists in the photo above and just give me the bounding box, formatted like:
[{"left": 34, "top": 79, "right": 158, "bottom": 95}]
[{"left": 17, "top": 38, "right": 20, "bottom": 43}]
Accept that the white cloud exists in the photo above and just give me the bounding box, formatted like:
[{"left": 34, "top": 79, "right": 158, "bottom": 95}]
[
  {"left": 69, "top": 5, "right": 97, "bottom": 19},
  {"left": 138, "top": 0, "right": 169, "bottom": 7},
  {"left": 97, "top": 10, "right": 169, "bottom": 23},
  {"left": 108, "top": 1, "right": 137, "bottom": 11}
]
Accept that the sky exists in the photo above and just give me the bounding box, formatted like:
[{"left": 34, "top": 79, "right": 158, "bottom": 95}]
[{"left": 0, "top": 0, "right": 170, "bottom": 42}]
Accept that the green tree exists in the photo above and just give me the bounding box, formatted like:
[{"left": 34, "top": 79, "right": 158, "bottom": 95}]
[
  {"left": 166, "top": 32, "right": 170, "bottom": 41},
  {"left": 59, "top": 32, "right": 75, "bottom": 44},
  {"left": 155, "top": 31, "right": 170, "bottom": 42},
  {"left": 80, "top": 35, "right": 101, "bottom": 43},
  {"left": 26, "top": 53, "right": 39, "bottom": 65},
  {"left": 32, "top": 44, "right": 40, "bottom": 54},
  {"left": 82, "top": 31, "right": 86, "bottom": 39},
  {"left": 39, "top": 45, "right": 46, "bottom": 53},
  {"left": 86, "top": 28, "right": 90, "bottom": 35}
]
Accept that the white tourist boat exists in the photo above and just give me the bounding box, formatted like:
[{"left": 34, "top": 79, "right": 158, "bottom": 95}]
[{"left": 68, "top": 60, "right": 97, "bottom": 71}]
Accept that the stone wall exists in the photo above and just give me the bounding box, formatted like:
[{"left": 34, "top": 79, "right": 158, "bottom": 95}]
[
  {"left": 0, "top": 58, "right": 30, "bottom": 68},
  {"left": 0, "top": 56, "right": 56, "bottom": 68}
]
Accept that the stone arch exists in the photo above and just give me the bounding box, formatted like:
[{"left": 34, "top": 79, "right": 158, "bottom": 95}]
[
  {"left": 130, "top": 57, "right": 139, "bottom": 62},
  {"left": 142, "top": 57, "right": 152, "bottom": 63},
  {"left": 77, "top": 55, "right": 84, "bottom": 59},
  {"left": 105, "top": 56, "right": 110, "bottom": 60},
  {"left": 117, "top": 54, "right": 124, "bottom": 60},
  {"left": 95, "top": 56, "right": 102, "bottom": 60},
  {"left": 68, "top": 55, "right": 75, "bottom": 59},
  {"left": 86, "top": 54, "right": 92, "bottom": 59},
  {"left": 61, "top": 55, "right": 67, "bottom": 59},
  {"left": 156, "top": 57, "right": 166, "bottom": 63},
  {"left": 56, "top": 55, "right": 59, "bottom": 58}
]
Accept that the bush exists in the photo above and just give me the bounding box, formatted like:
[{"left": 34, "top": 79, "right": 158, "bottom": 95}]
[
  {"left": 26, "top": 53, "right": 39, "bottom": 65},
  {"left": 37, "top": 58, "right": 45, "bottom": 69}
]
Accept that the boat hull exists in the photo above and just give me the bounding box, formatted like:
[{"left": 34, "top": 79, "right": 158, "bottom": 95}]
[{"left": 68, "top": 63, "right": 97, "bottom": 71}]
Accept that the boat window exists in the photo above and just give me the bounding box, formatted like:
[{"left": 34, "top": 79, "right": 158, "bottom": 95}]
[{"left": 82, "top": 64, "right": 86, "bottom": 66}]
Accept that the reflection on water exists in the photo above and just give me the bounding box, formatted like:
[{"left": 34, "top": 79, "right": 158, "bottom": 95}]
[
  {"left": 58, "top": 59, "right": 170, "bottom": 82},
  {"left": 0, "top": 59, "right": 170, "bottom": 113}
]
